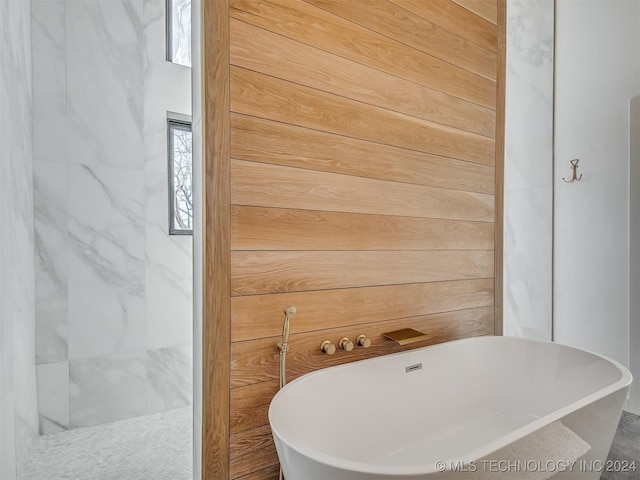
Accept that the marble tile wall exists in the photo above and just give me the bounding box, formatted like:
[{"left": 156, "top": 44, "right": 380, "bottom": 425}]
[
  {"left": 0, "top": 0, "right": 38, "bottom": 477},
  {"left": 503, "top": 0, "right": 555, "bottom": 340},
  {"left": 32, "top": 0, "right": 192, "bottom": 434}
]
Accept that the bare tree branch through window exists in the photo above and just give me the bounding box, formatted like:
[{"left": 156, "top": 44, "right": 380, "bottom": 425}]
[{"left": 169, "top": 121, "right": 192, "bottom": 234}]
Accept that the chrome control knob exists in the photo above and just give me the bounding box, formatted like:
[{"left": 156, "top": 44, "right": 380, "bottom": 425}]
[
  {"left": 321, "top": 340, "right": 336, "bottom": 355},
  {"left": 339, "top": 337, "right": 354, "bottom": 352},
  {"left": 356, "top": 335, "right": 371, "bottom": 348}
]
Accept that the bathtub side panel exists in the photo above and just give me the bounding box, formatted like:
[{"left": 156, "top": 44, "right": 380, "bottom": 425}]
[{"left": 555, "top": 387, "right": 629, "bottom": 480}]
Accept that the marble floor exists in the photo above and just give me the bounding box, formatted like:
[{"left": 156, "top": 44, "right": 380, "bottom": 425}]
[
  {"left": 601, "top": 411, "right": 640, "bottom": 480},
  {"left": 19, "top": 407, "right": 192, "bottom": 480}
]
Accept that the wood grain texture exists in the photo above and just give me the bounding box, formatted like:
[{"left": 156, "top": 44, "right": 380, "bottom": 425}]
[
  {"left": 234, "top": 465, "right": 280, "bottom": 480},
  {"left": 230, "top": 425, "right": 279, "bottom": 479},
  {"left": 231, "top": 115, "right": 495, "bottom": 194},
  {"left": 230, "top": 20, "right": 495, "bottom": 137},
  {"left": 230, "top": 0, "right": 496, "bottom": 107},
  {"left": 231, "top": 250, "right": 494, "bottom": 295},
  {"left": 230, "top": 380, "right": 279, "bottom": 434},
  {"left": 206, "top": 0, "right": 504, "bottom": 477},
  {"left": 231, "top": 307, "right": 495, "bottom": 388},
  {"left": 452, "top": 0, "right": 497, "bottom": 24},
  {"left": 390, "top": 0, "right": 497, "bottom": 53},
  {"left": 231, "top": 160, "right": 495, "bottom": 222},
  {"left": 494, "top": 0, "right": 506, "bottom": 335},
  {"left": 231, "top": 67, "right": 495, "bottom": 166},
  {"left": 305, "top": 0, "right": 496, "bottom": 80},
  {"left": 202, "top": 1, "right": 231, "bottom": 478},
  {"left": 231, "top": 207, "right": 495, "bottom": 252},
  {"left": 231, "top": 278, "right": 494, "bottom": 342}
]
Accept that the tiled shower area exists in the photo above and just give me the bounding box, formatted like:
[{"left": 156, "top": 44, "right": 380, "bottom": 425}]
[
  {"left": 0, "top": 0, "right": 193, "bottom": 478},
  {"left": 19, "top": 408, "right": 191, "bottom": 480}
]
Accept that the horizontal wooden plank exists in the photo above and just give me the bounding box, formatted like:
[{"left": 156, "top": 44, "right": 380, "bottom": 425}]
[
  {"left": 231, "top": 250, "right": 494, "bottom": 295},
  {"left": 231, "top": 159, "right": 494, "bottom": 221},
  {"left": 230, "top": 0, "right": 496, "bottom": 107},
  {"left": 230, "top": 425, "right": 278, "bottom": 479},
  {"left": 231, "top": 206, "right": 495, "bottom": 252},
  {"left": 389, "top": 0, "right": 497, "bottom": 53},
  {"left": 452, "top": 0, "right": 497, "bottom": 24},
  {"left": 231, "top": 115, "right": 495, "bottom": 194},
  {"left": 235, "top": 464, "right": 280, "bottom": 480},
  {"left": 231, "top": 278, "right": 494, "bottom": 342},
  {"left": 230, "top": 21, "right": 495, "bottom": 137},
  {"left": 224, "top": 1, "right": 502, "bottom": 479},
  {"left": 231, "top": 160, "right": 494, "bottom": 222},
  {"left": 305, "top": 0, "right": 496, "bottom": 80},
  {"left": 231, "top": 67, "right": 495, "bottom": 166},
  {"left": 231, "top": 380, "right": 279, "bottom": 434},
  {"left": 231, "top": 306, "right": 494, "bottom": 387}
]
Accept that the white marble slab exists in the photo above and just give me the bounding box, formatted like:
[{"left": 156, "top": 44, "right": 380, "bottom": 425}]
[
  {"left": 34, "top": 161, "right": 68, "bottom": 364},
  {"left": 69, "top": 352, "right": 146, "bottom": 428},
  {"left": 31, "top": 0, "right": 66, "bottom": 164},
  {"left": 505, "top": 0, "right": 554, "bottom": 192},
  {"left": 67, "top": 164, "right": 146, "bottom": 360},
  {"left": 146, "top": 345, "right": 192, "bottom": 413},
  {"left": 36, "top": 362, "right": 70, "bottom": 435},
  {"left": 145, "top": 172, "right": 193, "bottom": 349},
  {"left": 0, "top": 280, "right": 15, "bottom": 405},
  {"left": 0, "top": 0, "right": 37, "bottom": 473},
  {"left": 9, "top": 234, "right": 36, "bottom": 388},
  {"left": 14, "top": 369, "right": 38, "bottom": 475},
  {"left": 6, "top": 65, "right": 36, "bottom": 403},
  {"left": 504, "top": 186, "right": 553, "bottom": 340},
  {"left": 503, "top": 0, "right": 554, "bottom": 340},
  {"left": 66, "top": 0, "right": 144, "bottom": 168},
  {"left": 0, "top": 395, "right": 17, "bottom": 480}
]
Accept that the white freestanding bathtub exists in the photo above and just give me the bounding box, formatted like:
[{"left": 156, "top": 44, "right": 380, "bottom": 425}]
[{"left": 269, "top": 336, "right": 632, "bottom": 479}]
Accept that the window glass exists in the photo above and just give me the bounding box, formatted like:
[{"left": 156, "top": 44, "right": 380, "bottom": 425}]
[
  {"left": 168, "top": 0, "right": 191, "bottom": 67},
  {"left": 169, "top": 120, "right": 192, "bottom": 234}
]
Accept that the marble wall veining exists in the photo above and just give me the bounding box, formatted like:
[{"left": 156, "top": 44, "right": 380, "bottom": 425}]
[
  {"left": 503, "top": 0, "right": 554, "bottom": 341},
  {"left": 0, "top": 0, "right": 38, "bottom": 477},
  {"left": 66, "top": 0, "right": 145, "bottom": 170},
  {"left": 32, "top": 0, "right": 192, "bottom": 433},
  {"left": 67, "top": 164, "right": 146, "bottom": 360}
]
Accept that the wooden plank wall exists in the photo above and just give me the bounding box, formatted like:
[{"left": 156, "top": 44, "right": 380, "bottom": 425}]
[{"left": 202, "top": 0, "right": 505, "bottom": 478}]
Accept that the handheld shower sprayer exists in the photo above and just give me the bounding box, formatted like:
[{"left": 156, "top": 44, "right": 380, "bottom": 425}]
[
  {"left": 276, "top": 306, "right": 297, "bottom": 353},
  {"left": 275, "top": 306, "right": 297, "bottom": 480},
  {"left": 275, "top": 306, "right": 297, "bottom": 388}
]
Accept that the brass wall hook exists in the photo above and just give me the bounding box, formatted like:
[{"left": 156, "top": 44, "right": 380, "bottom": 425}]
[{"left": 563, "top": 159, "right": 583, "bottom": 183}]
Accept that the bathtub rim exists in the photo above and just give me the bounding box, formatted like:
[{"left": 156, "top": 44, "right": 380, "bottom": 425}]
[{"left": 269, "top": 336, "right": 632, "bottom": 477}]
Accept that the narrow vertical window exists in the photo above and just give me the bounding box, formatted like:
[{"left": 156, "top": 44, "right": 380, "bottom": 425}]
[
  {"left": 167, "top": 0, "right": 191, "bottom": 67},
  {"left": 168, "top": 119, "right": 192, "bottom": 234}
]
